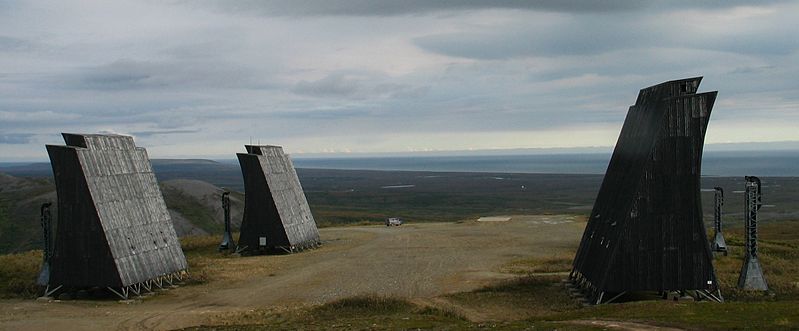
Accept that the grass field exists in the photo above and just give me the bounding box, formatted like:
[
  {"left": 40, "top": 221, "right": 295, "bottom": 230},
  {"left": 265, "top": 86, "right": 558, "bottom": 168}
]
[
  {"left": 185, "top": 221, "right": 799, "bottom": 330},
  {"left": 3, "top": 168, "right": 798, "bottom": 254},
  {"left": 180, "top": 277, "right": 799, "bottom": 330},
  {"left": 3, "top": 220, "right": 796, "bottom": 330},
  {"left": 0, "top": 250, "right": 41, "bottom": 299},
  {"left": 302, "top": 171, "right": 799, "bottom": 228},
  {"left": 1, "top": 167, "right": 797, "bottom": 329},
  {"left": 302, "top": 170, "right": 602, "bottom": 225}
]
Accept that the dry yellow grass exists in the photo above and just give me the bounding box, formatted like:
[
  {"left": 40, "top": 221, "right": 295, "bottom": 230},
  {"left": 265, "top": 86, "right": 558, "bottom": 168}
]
[
  {"left": 713, "top": 221, "right": 799, "bottom": 300},
  {"left": 0, "top": 250, "right": 42, "bottom": 298},
  {"left": 179, "top": 234, "right": 286, "bottom": 285},
  {"left": 3, "top": 218, "right": 799, "bottom": 330},
  {"left": 500, "top": 254, "right": 574, "bottom": 275}
]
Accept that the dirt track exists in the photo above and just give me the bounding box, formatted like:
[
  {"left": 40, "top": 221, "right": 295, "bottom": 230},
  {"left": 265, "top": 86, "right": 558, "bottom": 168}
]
[{"left": 0, "top": 215, "right": 584, "bottom": 330}]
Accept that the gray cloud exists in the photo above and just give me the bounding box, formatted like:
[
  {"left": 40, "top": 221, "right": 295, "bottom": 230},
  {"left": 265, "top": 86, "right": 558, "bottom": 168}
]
[
  {"left": 415, "top": 24, "right": 641, "bottom": 59},
  {"left": 67, "top": 59, "right": 273, "bottom": 91},
  {"left": 0, "top": 0, "right": 797, "bottom": 159},
  {"left": 702, "top": 30, "right": 799, "bottom": 56},
  {"left": 185, "top": 0, "right": 630, "bottom": 17},
  {"left": 0, "top": 35, "right": 33, "bottom": 52},
  {"left": 130, "top": 129, "right": 201, "bottom": 137},
  {"left": 415, "top": 11, "right": 798, "bottom": 59},
  {"left": 291, "top": 73, "right": 431, "bottom": 99},
  {"left": 0, "top": 133, "right": 34, "bottom": 144},
  {"left": 274, "top": 107, "right": 374, "bottom": 120},
  {"left": 373, "top": 84, "right": 430, "bottom": 99},
  {"left": 292, "top": 74, "right": 361, "bottom": 97},
  {"left": 194, "top": 0, "right": 787, "bottom": 16}
]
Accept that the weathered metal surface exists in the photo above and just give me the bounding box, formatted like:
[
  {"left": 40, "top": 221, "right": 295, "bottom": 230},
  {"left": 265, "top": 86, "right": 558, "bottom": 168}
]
[
  {"left": 570, "top": 77, "right": 720, "bottom": 303},
  {"left": 46, "top": 133, "right": 187, "bottom": 289},
  {"left": 237, "top": 145, "right": 320, "bottom": 253},
  {"left": 219, "top": 191, "right": 235, "bottom": 251},
  {"left": 738, "top": 176, "right": 768, "bottom": 290},
  {"left": 711, "top": 187, "right": 728, "bottom": 255}
]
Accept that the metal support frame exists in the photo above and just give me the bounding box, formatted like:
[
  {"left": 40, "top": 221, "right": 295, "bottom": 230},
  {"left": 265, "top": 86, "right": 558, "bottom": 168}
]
[
  {"left": 738, "top": 176, "right": 768, "bottom": 290},
  {"left": 711, "top": 187, "right": 728, "bottom": 255},
  {"left": 601, "top": 291, "right": 627, "bottom": 304},
  {"left": 219, "top": 191, "right": 235, "bottom": 251},
  {"left": 108, "top": 271, "right": 188, "bottom": 300},
  {"left": 107, "top": 287, "right": 128, "bottom": 300},
  {"left": 694, "top": 289, "right": 724, "bottom": 302},
  {"left": 568, "top": 271, "right": 606, "bottom": 305},
  {"left": 37, "top": 202, "right": 53, "bottom": 286},
  {"left": 568, "top": 271, "right": 723, "bottom": 304},
  {"left": 43, "top": 285, "right": 62, "bottom": 297},
  {"left": 45, "top": 270, "right": 188, "bottom": 301},
  {"left": 264, "top": 240, "right": 321, "bottom": 255}
]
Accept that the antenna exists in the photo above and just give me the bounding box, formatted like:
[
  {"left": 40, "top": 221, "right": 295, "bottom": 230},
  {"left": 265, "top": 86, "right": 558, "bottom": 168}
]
[
  {"left": 711, "top": 187, "right": 727, "bottom": 255},
  {"left": 738, "top": 176, "right": 768, "bottom": 290},
  {"left": 37, "top": 202, "right": 53, "bottom": 286},
  {"left": 219, "top": 191, "right": 235, "bottom": 251}
]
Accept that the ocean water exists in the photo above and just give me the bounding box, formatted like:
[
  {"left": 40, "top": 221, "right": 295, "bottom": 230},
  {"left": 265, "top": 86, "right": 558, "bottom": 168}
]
[
  {"left": 3, "top": 150, "right": 798, "bottom": 178},
  {"left": 293, "top": 150, "right": 799, "bottom": 177}
]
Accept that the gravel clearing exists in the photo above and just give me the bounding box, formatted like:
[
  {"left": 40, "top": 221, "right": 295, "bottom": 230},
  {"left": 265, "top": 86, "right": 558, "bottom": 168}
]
[{"left": 0, "top": 215, "right": 584, "bottom": 330}]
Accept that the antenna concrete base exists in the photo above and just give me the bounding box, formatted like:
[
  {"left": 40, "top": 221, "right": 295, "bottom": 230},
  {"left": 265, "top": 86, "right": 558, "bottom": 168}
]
[{"left": 738, "top": 256, "right": 768, "bottom": 291}]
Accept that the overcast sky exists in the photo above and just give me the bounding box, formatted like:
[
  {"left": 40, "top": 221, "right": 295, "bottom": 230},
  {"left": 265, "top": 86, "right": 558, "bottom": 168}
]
[{"left": 1, "top": 1, "right": 798, "bottom": 161}]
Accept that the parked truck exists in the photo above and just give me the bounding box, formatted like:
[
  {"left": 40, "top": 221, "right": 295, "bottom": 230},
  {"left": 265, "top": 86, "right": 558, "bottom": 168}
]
[{"left": 385, "top": 217, "right": 403, "bottom": 226}]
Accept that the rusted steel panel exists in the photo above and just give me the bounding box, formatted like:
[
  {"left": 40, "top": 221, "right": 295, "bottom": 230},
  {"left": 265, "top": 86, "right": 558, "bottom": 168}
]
[
  {"left": 237, "top": 145, "right": 320, "bottom": 253},
  {"left": 46, "top": 133, "right": 187, "bottom": 288},
  {"left": 570, "top": 78, "right": 718, "bottom": 300}
]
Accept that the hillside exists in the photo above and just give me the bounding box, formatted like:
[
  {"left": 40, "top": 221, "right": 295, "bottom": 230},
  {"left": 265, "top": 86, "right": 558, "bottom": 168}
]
[
  {"left": 0, "top": 159, "right": 246, "bottom": 191},
  {"left": 161, "top": 179, "right": 244, "bottom": 236},
  {"left": 0, "top": 173, "right": 241, "bottom": 254},
  {"left": 3, "top": 160, "right": 799, "bottom": 253},
  {"left": 0, "top": 174, "right": 56, "bottom": 254}
]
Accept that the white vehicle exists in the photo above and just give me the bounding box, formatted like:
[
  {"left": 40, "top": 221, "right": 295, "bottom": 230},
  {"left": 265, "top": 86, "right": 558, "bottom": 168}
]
[{"left": 385, "top": 217, "right": 403, "bottom": 226}]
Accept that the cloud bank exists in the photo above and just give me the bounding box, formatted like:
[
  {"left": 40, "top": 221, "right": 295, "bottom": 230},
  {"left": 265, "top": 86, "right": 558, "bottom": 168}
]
[{"left": 0, "top": 1, "right": 797, "bottom": 160}]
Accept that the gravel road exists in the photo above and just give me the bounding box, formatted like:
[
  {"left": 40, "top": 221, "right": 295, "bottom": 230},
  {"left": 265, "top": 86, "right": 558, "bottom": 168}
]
[{"left": 0, "top": 215, "right": 584, "bottom": 330}]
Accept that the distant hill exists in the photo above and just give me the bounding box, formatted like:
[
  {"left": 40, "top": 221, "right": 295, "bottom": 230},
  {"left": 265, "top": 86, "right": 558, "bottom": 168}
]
[
  {"left": 161, "top": 179, "right": 244, "bottom": 236},
  {"left": 3, "top": 159, "right": 799, "bottom": 255},
  {"left": 0, "top": 159, "right": 246, "bottom": 191},
  {"left": 0, "top": 162, "right": 52, "bottom": 178},
  {"left": 0, "top": 174, "right": 56, "bottom": 254},
  {"left": 152, "top": 160, "right": 244, "bottom": 191},
  {"left": 0, "top": 173, "right": 241, "bottom": 254}
]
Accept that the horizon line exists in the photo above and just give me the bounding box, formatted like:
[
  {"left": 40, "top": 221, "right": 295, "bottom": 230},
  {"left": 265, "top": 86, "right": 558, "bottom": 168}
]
[{"left": 3, "top": 140, "right": 799, "bottom": 163}]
